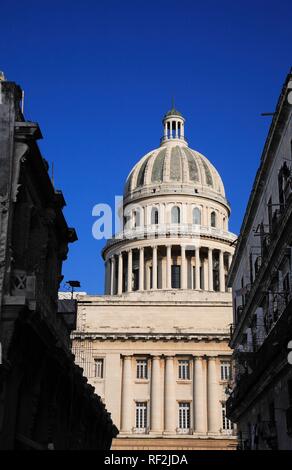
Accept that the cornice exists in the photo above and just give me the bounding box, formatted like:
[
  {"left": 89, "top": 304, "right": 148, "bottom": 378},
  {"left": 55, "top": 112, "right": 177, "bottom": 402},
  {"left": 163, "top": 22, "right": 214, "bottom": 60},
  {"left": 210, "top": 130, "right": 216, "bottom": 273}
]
[{"left": 71, "top": 331, "right": 230, "bottom": 342}]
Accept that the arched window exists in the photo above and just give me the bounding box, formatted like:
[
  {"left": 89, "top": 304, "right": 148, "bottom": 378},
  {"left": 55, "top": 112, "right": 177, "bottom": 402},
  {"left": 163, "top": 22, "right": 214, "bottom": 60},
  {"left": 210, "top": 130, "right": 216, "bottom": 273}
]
[
  {"left": 151, "top": 207, "right": 159, "bottom": 225},
  {"left": 193, "top": 207, "right": 201, "bottom": 225},
  {"left": 210, "top": 211, "right": 216, "bottom": 228},
  {"left": 171, "top": 206, "right": 180, "bottom": 224},
  {"left": 133, "top": 209, "right": 141, "bottom": 228}
]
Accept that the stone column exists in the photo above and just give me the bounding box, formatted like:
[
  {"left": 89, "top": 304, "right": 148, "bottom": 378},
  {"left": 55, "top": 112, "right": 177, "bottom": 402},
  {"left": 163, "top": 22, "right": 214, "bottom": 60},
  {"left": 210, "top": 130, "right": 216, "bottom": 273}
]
[
  {"left": 164, "top": 122, "right": 167, "bottom": 138},
  {"left": 118, "top": 252, "right": 123, "bottom": 295},
  {"left": 152, "top": 246, "right": 157, "bottom": 289},
  {"left": 195, "top": 247, "right": 201, "bottom": 290},
  {"left": 208, "top": 248, "right": 213, "bottom": 292},
  {"left": 181, "top": 121, "right": 184, "bottom": 138},
  {"left": 121, "top": 356, "right": 132, "bottom": 432},
  {"left": 110, "top": 256, "right": 116, "bottom": 295},
  {"left": 203, "top": 258, "right": 208, "bottom": 291},
  {"left": 166, "top": 245, "right": 172, "bottom": 289},
  {"left": 127, "top": 249, "right": 132, "bottom": 292},
  {"left": 207, "top": 357, "right": 219, "bottom": 433},
  {"left": 139, "top": 247, "right": 144, "bottom": 291},
  {"left": 105, "top": 260, "right": 111, "bottom": 294},
  {"left": 193, "top": 356, "right": 205, "bottom": 433},
  {"left": 164, "top": 356, "right": 176, "bottom": 433},
  {"left": 219, "top": 250, "right": 225, "bottom": 292},
  {"left": 181, "top": 245, "right": 187, "bottom": 289},
  {"left": 150, "top": 356, "right": 162, "bottom": 432}
]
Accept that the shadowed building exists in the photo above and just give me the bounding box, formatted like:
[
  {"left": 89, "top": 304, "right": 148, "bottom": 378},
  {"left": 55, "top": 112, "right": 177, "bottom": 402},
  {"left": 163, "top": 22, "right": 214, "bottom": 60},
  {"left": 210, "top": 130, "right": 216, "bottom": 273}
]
[
  {"left": 72, "top": 108, "right": 237, "bottom": 450},
  {"left": 0, "top": 75, "right": 118, "bottom": 449},
  {"left": 227, "top": 70, "right": 292, "bottom": 450}
]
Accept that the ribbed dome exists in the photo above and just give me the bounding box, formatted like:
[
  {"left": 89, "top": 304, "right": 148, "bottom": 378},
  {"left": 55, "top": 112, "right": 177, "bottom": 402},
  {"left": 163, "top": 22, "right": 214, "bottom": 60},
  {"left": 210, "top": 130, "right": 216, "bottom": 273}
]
[{"left": 124, "top": 143, "right": 226, "bottom": 203}]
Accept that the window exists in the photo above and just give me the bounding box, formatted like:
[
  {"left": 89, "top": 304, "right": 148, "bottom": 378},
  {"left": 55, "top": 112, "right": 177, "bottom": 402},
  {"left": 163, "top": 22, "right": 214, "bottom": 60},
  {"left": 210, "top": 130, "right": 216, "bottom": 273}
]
[
  {"left": 193, "top": 207, "right": 201, "bottom": 225},
  {"left": 210, "top": 211, "right": 216, "bottom": 228},
  {"left": 178, "top": 403, "right": 190, "bottom": 430},
  {"left": 151, "top": 207, "right": 159, "bottom": 225},
  {"left": 171, "top": 265, "right": 181, "bottom": 288},
  {"left": 222, "top": 403, "right": 233, "bottom": 430},
  {"left": 178, "top": 360, "right": 190, "bottom": 380},
  {"left": 136, "top": 359, "right": 148, "bottom": 379},
  {"left": 94, "top": 358, "right": 104, "bottom": 378},
  {"left": 171, "top": 206, "right": 180, "bottom": 224},
  {"left": 136, "top": 402, "right": 147, "bottom": 429},
  {"left": 220, "top": 361, "right": 231, "bottom": 381},
  {"left": 133, "top": 209, "right": 141, "bottom": 228}
]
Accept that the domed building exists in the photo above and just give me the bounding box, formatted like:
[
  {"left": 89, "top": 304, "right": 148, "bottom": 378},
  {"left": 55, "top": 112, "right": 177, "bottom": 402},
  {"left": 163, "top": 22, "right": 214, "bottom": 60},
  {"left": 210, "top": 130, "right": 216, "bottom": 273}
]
[{"left": 72, "top": 108, "right": 237, "bottom": 450}]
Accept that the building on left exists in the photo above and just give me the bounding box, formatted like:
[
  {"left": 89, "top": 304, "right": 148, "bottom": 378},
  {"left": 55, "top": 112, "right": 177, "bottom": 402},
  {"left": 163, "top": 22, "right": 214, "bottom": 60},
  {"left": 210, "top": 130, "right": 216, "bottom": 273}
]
[{"left": 0, "top": 74, "right": 118, "bottom": 449}]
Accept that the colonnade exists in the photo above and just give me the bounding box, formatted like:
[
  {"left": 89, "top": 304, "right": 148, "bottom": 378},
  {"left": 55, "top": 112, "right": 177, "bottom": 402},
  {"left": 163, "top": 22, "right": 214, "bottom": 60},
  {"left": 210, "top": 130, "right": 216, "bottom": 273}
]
[
  {"left": 120, "top": 355, "right": 221, "bottom": 434},
  {"left": 105, "top": 245, "right": 232, "bottom": 294}
]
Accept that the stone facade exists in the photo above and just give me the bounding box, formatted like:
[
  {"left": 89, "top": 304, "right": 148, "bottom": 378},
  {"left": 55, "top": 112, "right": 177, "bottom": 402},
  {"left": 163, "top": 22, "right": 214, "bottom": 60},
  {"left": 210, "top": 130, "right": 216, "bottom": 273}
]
[
  {"left": 227, "top": 70, "right": 292, "bottom": 450},
  {"left": 0, "top": 76, "right": 118, "bottom": 449},
  {"left": 72, "top": 108, "right": 237, "bottom": 449}
]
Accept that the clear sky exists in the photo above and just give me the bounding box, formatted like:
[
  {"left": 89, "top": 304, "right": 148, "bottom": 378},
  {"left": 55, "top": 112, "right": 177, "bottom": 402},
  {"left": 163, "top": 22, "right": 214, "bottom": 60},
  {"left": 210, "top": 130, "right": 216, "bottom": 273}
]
[{"left": 1, "top": 0, "right": 291, "bottom": 294}]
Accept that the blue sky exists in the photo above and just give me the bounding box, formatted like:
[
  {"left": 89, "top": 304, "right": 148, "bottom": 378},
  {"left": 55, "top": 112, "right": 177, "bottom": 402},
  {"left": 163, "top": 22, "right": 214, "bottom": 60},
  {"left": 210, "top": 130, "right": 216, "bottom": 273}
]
[{"left": 1, "top": 0, "right": 291, "bottom": 294}]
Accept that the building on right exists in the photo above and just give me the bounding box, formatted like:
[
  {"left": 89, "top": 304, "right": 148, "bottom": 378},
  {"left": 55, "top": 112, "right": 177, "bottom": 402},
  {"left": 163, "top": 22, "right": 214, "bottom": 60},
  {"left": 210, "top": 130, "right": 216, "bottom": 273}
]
[{"left": 226, "top": 70, "right": 292, "bottom": 450}]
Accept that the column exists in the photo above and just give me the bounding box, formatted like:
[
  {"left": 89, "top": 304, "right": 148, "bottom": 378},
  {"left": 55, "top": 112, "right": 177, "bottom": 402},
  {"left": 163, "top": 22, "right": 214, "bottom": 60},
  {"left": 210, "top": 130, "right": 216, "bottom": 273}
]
[
  {"left": 208, "top": 248, "right": 213, "bottom": 292},
  {"left": 164, "top": 122, "right": 167, "bottom": 138},
  {"left": 227, "top": 252, "right": 232, "bottom": 270},
  {"left": 170, "top": 120, "right": 173, "bottom": 139},
  {"left": 150, "top": 356, "right": 162, "bottom": 432},
  {"left": 152, "top": 245, "right": 157, "bottom": 290},
  {"left": 118, "top": 252, "right": 123, "bottom": 295},
  {"left": 127, "top": 249, "right": 132, "bottom": 292},
  {"left": 121, "top": 356, "right": 132, "bottom": 432},
  {"left": 181, "top": 245, "right": 187, "bottom": 289},
  {"left": 219, "top": 250, "right": 225, "bottom": 292},
  {"left": 167, "top": 245, "right": 172, "bottom": 289},
  {"left": 193, "top": 356, "right": 205, "bottom": 433},
  {"left": 139, "top": 247, "right": 144, "bottom": 291},
  {"left": 105, "top": 260, "right": 111, "bottom": 294},
  {"left": 203, "top": 258, "right": 208, "bottom": 291},
  {"left": 110, "top": 256, "right": 116, "bottom": 295},
  {"left": 195, "top": 247, "right": 200, "bottom": 290},
  {"left": 164, "top": 356, "right": 176, "bottom": 433},
  {"left": 207, "top": 357, "right": 219, "bottom": 433},
  {"left": 181, "top": 121, "right": 184, "bottom": 138},
  {"left": 175, "top": 120, "right": 178, "bottom": 138}
]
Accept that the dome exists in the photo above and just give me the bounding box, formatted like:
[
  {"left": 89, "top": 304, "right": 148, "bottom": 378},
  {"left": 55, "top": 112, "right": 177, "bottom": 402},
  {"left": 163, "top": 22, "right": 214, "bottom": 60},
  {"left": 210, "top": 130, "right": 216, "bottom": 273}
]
[
  {"left": 124, "top": 108, "right": 228, "bottom": 209},
  {"left": 124, "top": 144, "right": 226, "bottom": 201}
]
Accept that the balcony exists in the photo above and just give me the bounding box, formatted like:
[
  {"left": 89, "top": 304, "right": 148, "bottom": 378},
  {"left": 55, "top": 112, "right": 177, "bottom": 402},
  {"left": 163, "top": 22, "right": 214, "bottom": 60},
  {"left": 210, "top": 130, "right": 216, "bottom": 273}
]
[{"left": 104, "top": 224, "right": 237, "bottom": 249}]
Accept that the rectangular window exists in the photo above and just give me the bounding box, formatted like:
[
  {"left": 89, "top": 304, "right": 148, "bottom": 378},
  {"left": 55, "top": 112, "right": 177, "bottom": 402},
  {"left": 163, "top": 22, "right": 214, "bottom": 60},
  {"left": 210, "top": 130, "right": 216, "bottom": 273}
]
[
  {"left": 220, "top": 361, "right": 231, "bottom": 381},
  {"left": 178, "top": 402, "right": 190, "bottom": 430},
  {"left": 136, "top": 402, "right": 147, "bottom": 429},
  {"left": 171, "top": 265, "right": 181, "bottom": 288},
  {"left": 222, "top": 403, "right": 233, "bottom": 430},
  {"left": 136, "top": 359, "right": 148, "bottom": 379},
  {"left": 178, "top": 360, "right": 190, "bottom": 380},
  {"left": 95, "top": 358, "right": 104, "bottom": 378}
]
